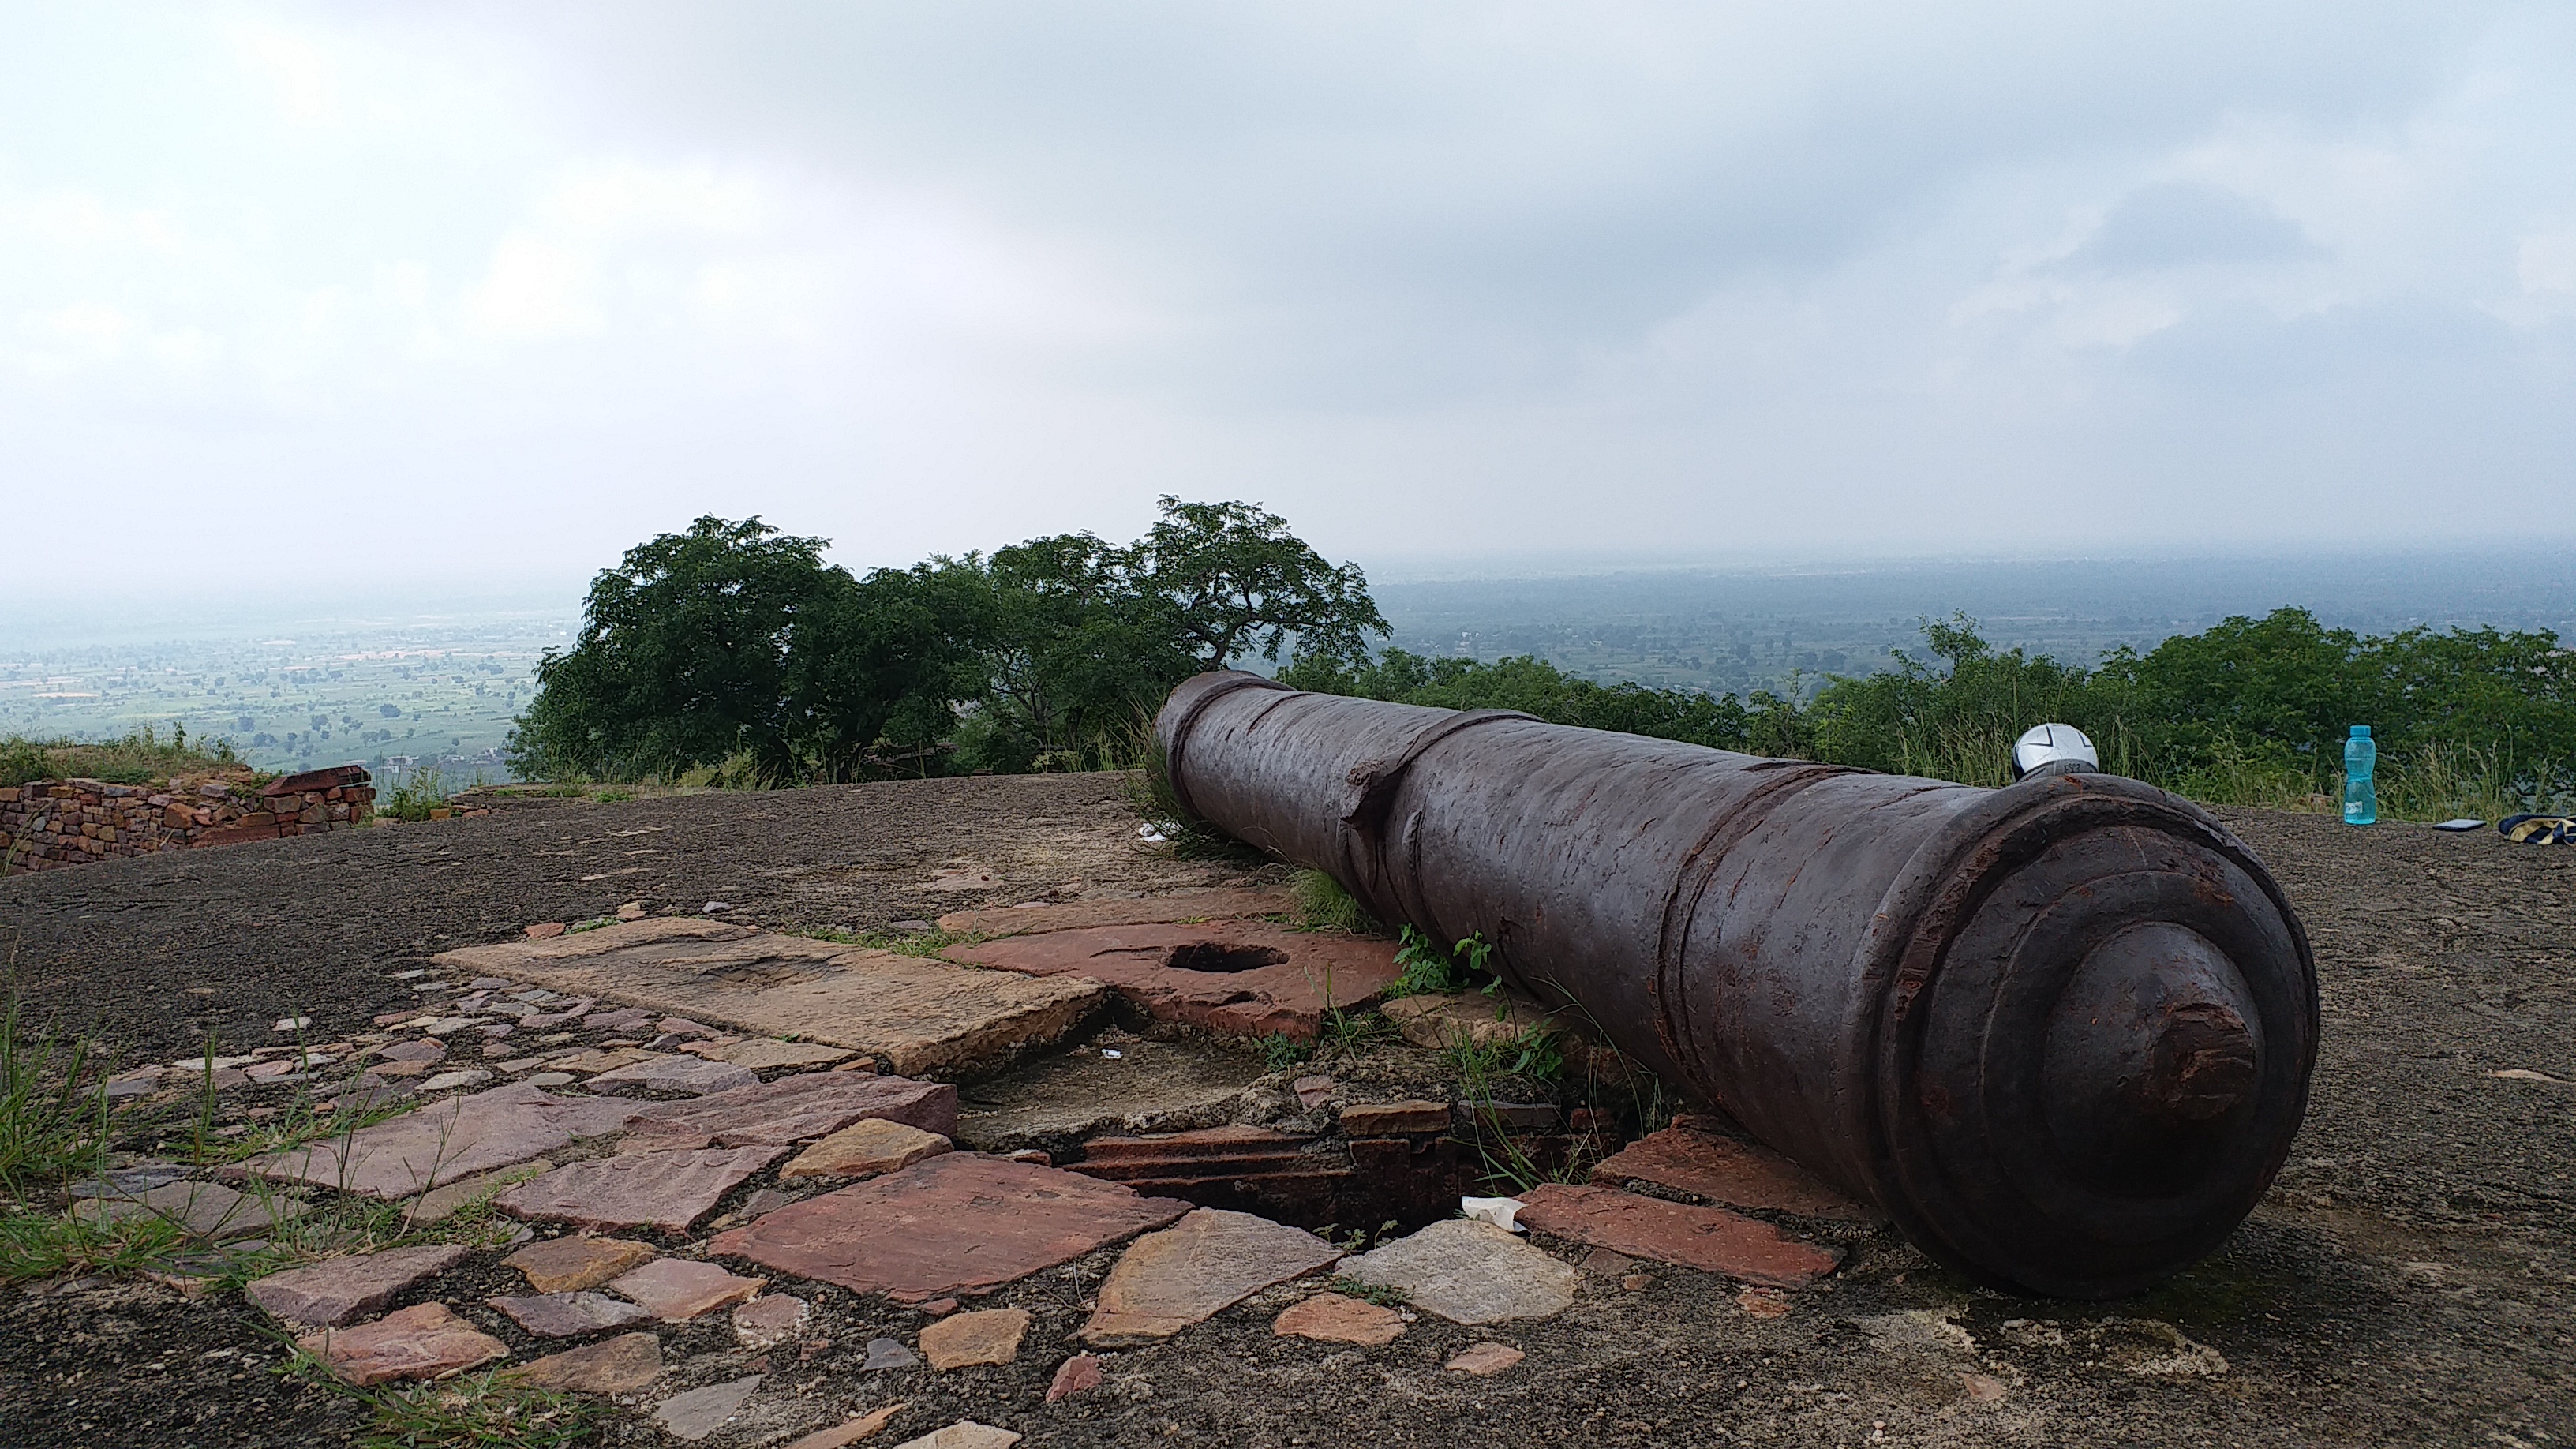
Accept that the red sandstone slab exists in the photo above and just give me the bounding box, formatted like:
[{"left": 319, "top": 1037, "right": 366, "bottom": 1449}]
[
  {"left": 706, "top": 1153, "right": 1192, "bottom": 1303},
  {"left": 622, "top": 1073, "right": 958, "bottom": 1151},
  {"left": 244, "top": 1083, "right": 634, "bottom": 1199},
  {"left": 934, "top": 887, "right": 1294, "bottom": 938},
  {"left": 1515, "top": 1183, "right": 1843, "bottom": 1287},
  {"left": 942, "top": 923, "right": 1400, "bottom": 1042},
  {"left": 245, "top": 1244, "right": 471, "bottom": 1327},
  {"left": 494, "top": 1145, "right": 787, "bottom": 1233},
  {"left": 1589, "top": 1127, "right": 1883, "bottom": 1222},
  {"left": 298, "top": 1302, "right": 508, "bottom": 1387}
]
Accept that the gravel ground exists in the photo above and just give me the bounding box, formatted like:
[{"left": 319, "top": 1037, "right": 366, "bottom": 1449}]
[{"left": 2, "top": 777, "right": 2570, "bottom": 1447}]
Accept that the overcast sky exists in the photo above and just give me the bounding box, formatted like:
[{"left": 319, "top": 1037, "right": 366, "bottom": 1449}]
[{"left": 4, "top": 2, "right": 2571, "bottom": 599}]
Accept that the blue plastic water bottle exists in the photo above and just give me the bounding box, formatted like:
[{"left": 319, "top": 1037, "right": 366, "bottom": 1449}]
[{"left": 2342, "top": 725, "right": 2376, "bottom": 826}]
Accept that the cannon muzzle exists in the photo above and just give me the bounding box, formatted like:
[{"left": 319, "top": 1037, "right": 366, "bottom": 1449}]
[{"left": 1156, "top": 671, "right": 2319, "bottom": 1298}]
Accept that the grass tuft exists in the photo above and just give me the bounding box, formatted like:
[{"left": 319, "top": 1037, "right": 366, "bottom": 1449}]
[{"left": 1290, "top": 869, "right": 1382, "bottom": 935}]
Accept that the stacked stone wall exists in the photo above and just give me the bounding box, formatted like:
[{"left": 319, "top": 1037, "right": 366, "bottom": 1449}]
[{"left": 0, "top": 764, "right": 374, "bottom": 874}]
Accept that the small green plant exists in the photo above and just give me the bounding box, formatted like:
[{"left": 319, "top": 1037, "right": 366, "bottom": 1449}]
[
  {"left": 1324, "top": 1270, "right": 1408, "bottom": 1306},
  {"left": 0, "top": 1204, "right": 190, "bottom": 1284},
  {"left": 380, "top": 769, "right": 452, "bottom": 822},
  {"left": 1290, "top": 869, "right": 1382, "bottom": 934},
  {"left": 1393, "top": 927, "right": 1496, "bottom": 998},
  {"left": 591, "top": 788, "right": 633, "bottom": 803},
  {"left": 0, "top": 994, "right": 114, "bottom": 1199},
  {"left": 283, "top": 1354, "right": 607, "bottom": 1449},
  {"left": 1262, "top": 1032, "right": 1314, "bottom": 1071},
  {"left": 792, "top": 923, "right": 976, "bottom": 958}
]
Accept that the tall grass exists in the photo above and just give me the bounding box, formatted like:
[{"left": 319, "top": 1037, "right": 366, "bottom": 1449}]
[{"left": 0, "top": 724, "right": 247, "bottom": 788}]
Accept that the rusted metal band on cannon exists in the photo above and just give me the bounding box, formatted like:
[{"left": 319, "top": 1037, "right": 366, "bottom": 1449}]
[{"left": 1156, "top": 670, "right": 2319, "bottom": 1297}]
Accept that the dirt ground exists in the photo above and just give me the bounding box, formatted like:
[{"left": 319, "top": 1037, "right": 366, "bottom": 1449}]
[{"left": 2, "top": 774, "right": 2571, "bottom": 1447}]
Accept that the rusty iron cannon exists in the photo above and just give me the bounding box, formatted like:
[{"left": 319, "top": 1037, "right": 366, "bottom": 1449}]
[{"left": 1155, "top": 671, "right": 2319, "bottom": 1298}]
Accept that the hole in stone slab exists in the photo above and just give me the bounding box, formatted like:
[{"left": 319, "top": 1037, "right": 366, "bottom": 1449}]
[{"left": 1163, "top": 942, "right": 1290, "bottom": 974}]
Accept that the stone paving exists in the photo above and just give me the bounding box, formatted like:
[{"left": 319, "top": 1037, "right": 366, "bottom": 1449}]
[{"left": 89, "top": 896, "right": 1885, "bottom": 1446}]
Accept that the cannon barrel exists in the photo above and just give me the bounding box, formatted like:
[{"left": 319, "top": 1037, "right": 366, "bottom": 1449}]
[{"left": 1156, "top": 671, "right": 2319, "bottom": 1298}]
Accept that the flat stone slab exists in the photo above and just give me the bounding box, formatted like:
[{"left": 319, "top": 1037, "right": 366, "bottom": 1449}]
[
  {"left": 244, "top": 1243, "right": 470, "bottom": 1326},
  {"left": 782, "top": 1119, "right": 952, "bottom": 1181},
  {"left": 610, "top": 1258, "right": 769, "bottom": 1320},
  {"left": 586, "top": 1055, "right": 759, "bottom": 1095},
  {"left": 623, "top": 1073, "right": 959, "bottom": 1151},
  {"left": 298, "top": 1302, "right": 508, "bottom": 1387},
  {"left": 1081, "top": 1207, "right": 1342, "bottom": 1346},
  {"left": 733, "top": 1293, "right": 810, "bottom": 1350},
  {"left": 1342, "top": 1219, "right": 1578, "bottom": 1325},
  {"left": 1272, "top": 1290, "right": 1406, "bottom": 1346},
  {"left": 434, "top": 918, "right": 1110, "bottom": 1076},
  {"left": 935, "top": 886, "right": 1293, "bottom": 938},
  {"left": 245, "top": 1083, "right": 633, "bottom": 1198},
  {"left": 75, "top": 1181, "right": 303, "bottom": 1241},
  {"left": 944, "top": 922, "right": 1401, "bottom": 1042},
  {"left": 494, "top": 1145, "right": 787, "bottom": 1233},
  {"left": 921, "top": 1307, "right": 1029, "bottom": 1368},
  {"left": 952, "top": 1032, "right": 1264, "bottom": 1151},
  {"left": 892, "top": 1425, "right": 1020, "bottom": 1449},
  {"left": 488, "top": 1290, "right": 657, "bottom": 1337},
  {"left": 1447, "top": 1341, "right": 1526, "bottom": 1376},
  {"left": 1339, "top": 1101, "right": 1452, "bottom": 1136},
  {"left": 505, "top": 1331, "right": 663, "bottom": 1395},
  {"left": 657, "top": 1375, "right": 764, "bottom": 1441},
  {"left": 1516, "top": 1182, "right": 1844, "bottom": 1287},
  {"left": 683, "top": 1039, "right": 855, "bottom": 1071},
  {"left": 1589, "top": 1126, "right": 1883, "bottom": 1222},
  {"left": 707, "top": 1153, "right": 1192, "bottom": 1303},
  {"left": 504, "top": 1235, "right": 657, "bottom": 1294}
]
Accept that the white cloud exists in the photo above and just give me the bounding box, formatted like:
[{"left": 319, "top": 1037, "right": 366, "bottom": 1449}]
[{"left": 0, "top": 0, "right": 2569, "bottom": 593}]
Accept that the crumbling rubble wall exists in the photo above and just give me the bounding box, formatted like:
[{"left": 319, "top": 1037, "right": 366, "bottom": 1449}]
[{"left": 1, "top": 764, "right": 374, "bottom": 874}]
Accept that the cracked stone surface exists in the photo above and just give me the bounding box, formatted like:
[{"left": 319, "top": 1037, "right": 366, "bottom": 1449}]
[
  {"left": 732, "top": 1293, "right": 811, "bottom": 1350},
  {"left": 504, "top": 1331, "right": 663, "bottom": 1395},
  {"left": 486, "top": 1290, "right": 657, "bottom": 1337},
  {"left": 493, "top": 1144, "right": 787, "bottom": 1233},
  {"left": 1515, "top": 1181, "right": 1844, "bottom": 1286},
  {"left": 242, "top": 1244, "right": 470, "bottom": 1327},
  {"left": 584, "top": 1055, "right": 760, "bottom": 1095},
  {"left": 75, "top": 1181, "right": 304, "bottom": 1241},
  {"left": 708, "top": 1153, "right": 1190, "bottom": 1302},
  {"left": 942, "top": 921, "right": 1399, "bottom": 1041},
  {"left": 780, "top": 1119, "right": 952, "bottom": 1181},
  {"left": 655, "top": 1375, "right": 765, "bottom": 1442},
  {"left": 920, "top": 1307, "right": 1029, "bottom": 1369},
  {"left": 295, "top": 1302, "right": 508, "bottom": 1387},
  {"left": 502, "top": 1236, "right": 659, "bottom": 1294},
  {"left": 608, "top": 1258, "right": 768, "bottom": 1320},
  {"left": 244, "top": 1083, "right": 632, "bottom": 1198},
  {"left": 1589, "top": 1125, "right": 1883, "bottom": 1222},
  {"left": 622, "top": 1072, "right": 960, "bottom": 1151},
  {"left": 1342, "top": 1219, "right": 1578, "bottom": 1326},
  {"left": 1272, "top": 1290, "right": 1407, "bottom": 1346},
  {"left": 933, "top": 886, "right": 1291, "bottom": 938},
  {"left": 432, "top": 918, "right": 1111, "bottom": 1076},
  {"left": 1080, "top": 1208, "right": 1342, "bottom": 1346}
]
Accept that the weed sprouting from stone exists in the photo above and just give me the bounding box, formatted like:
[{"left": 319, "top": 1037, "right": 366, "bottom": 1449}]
[{"left": 280, "top": 1351, "right": 606, "bottom": 1449}]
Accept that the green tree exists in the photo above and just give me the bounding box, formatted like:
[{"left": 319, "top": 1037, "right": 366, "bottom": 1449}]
[
  {"left": 966, "top": 534, "right": 1197, "bottom": 771},
  {"left": 785, "top": 560, "right": 990, "bottom": 782},
  {"left": 509, "top": 517, "right": 838, "bottom": 783},
  {"left": 1132, "top": 496, "right": 1388, "bottom": 671}
]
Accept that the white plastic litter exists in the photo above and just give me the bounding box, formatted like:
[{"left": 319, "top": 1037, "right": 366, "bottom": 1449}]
[
  {"left": 1461, "top": 1196, "right": 1526, "bottom": 1233},
  {"left": 1136, "top": 823, "right": 1171, "bottom": 843},
  {"left": 2432, "top": 818, "right": 2484, "bottom": 832},
  {"left": 1101, "top": 1048, "right": 1125, "bottom": 1059}
]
